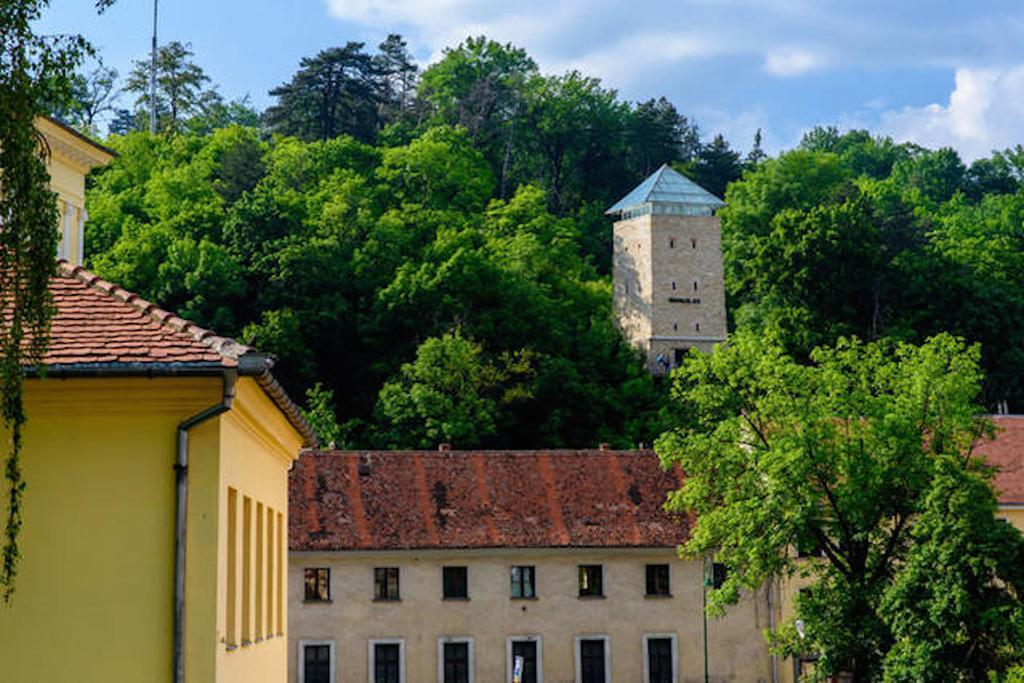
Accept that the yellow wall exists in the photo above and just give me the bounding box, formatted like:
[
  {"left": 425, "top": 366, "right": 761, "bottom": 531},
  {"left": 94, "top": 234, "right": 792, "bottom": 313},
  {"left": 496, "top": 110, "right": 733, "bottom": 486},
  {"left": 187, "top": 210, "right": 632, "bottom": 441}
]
[
  {"left": 0, "top": 376, "right": 221, "bottom": 682},
  {"left": 289, "top": 548, "right": 777, "bottom": 683},
  {"left": 216, "top": 377, "right": 303, "bottom": 683},
  {"left": 0, "top": 374, "right": 302, "bottom": 683}
]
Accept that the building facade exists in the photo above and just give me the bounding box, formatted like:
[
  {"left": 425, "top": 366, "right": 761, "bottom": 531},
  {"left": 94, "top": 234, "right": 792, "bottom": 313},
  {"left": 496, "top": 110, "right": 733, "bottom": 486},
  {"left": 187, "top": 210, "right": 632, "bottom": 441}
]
[
  {"left": 608, "top": 165, "right": 728, "bottom": 375},
  {"left": 0, "top": 125, "right": 314, "bottom": 683},
  {"left": 289, "top": 449, "right": 778, "bottom": 683}
]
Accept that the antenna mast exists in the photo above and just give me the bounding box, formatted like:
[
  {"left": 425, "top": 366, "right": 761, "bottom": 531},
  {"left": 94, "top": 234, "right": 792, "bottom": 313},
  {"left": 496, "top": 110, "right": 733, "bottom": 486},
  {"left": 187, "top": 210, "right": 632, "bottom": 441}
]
[{"left": 149, "top": 0, "right": 158, "bottom": 133}]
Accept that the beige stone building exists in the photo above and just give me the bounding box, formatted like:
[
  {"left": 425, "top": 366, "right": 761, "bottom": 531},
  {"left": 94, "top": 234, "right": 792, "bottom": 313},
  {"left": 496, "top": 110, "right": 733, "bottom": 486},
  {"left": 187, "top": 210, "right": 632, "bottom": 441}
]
[
  {"left": 608, "top": 165, "right": 728, "bottom": 375},
  {"left": 288, "top": 449, "right": 779, "bottom": 683}
]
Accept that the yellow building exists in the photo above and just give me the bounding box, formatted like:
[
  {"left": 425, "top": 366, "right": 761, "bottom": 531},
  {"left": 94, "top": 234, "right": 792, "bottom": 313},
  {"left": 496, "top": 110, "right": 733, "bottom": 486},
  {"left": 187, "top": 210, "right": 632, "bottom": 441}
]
[
  {"left": 289, "top": 448, "right": 779, "bottom": 683},
  {"left": 0, "top": 119, "right": 315, "bottom": 683}
]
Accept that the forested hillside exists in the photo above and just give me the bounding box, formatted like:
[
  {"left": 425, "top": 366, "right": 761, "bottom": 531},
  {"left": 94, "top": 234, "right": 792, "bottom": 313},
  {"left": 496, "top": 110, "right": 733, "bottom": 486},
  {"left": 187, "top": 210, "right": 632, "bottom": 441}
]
[{"left": 73, "top": 36, "right": 1024, "bottom": 447}]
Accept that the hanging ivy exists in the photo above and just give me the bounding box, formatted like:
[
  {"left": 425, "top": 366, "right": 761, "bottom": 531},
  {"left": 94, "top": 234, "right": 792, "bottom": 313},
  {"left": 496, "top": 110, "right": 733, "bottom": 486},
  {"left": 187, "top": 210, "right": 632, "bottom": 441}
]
[{"left": 0, "top": 0, "right": 112, "bottom": 603}]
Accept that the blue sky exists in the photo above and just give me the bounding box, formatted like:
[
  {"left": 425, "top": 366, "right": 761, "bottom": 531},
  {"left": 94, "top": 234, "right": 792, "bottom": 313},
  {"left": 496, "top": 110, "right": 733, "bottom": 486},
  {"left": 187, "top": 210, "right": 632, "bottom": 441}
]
[{"left": 37, "top": 0, "right": 1024, "bottom": 159}]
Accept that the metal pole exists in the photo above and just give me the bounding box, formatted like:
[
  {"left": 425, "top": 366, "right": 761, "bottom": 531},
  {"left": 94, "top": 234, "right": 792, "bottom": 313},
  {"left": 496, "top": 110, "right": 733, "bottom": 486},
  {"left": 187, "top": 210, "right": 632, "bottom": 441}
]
[
  {"left": 149, "top": 0, "right": 158, "bottom": 134},
  {"left": 703, "top": 556, "right": 710, "bottom": 683}
]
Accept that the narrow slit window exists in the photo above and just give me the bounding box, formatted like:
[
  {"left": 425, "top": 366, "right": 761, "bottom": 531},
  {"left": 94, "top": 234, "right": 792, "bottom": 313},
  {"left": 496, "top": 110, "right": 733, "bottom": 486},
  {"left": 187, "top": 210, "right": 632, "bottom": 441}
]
[
  {"left": 256, "top": 502, "right": 263, "bottom": 638},
  {"left": 266, "top": 506, "right": 274, "bottom": 637},
  {"left": 691, "top": 238, "right": 697, "bottom": 249},
  {"left": 226, "top": 488, "right": 237, "bottom": 646},
  {"left": 242, "top": 496, "right": 252, "bottom": 644}
]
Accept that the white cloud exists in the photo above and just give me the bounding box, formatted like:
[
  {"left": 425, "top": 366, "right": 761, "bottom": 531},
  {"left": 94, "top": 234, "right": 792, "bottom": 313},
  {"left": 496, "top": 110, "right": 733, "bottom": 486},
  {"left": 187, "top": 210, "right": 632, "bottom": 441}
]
[
  {"left": 879, "top": 66, "right": 1024, "bottom": 160},
  {"left": 763, "top": 47, "right": 826, "bottom": 77},
  {"left": 555, "top": 32, "right": 722, "bottom": 84}
]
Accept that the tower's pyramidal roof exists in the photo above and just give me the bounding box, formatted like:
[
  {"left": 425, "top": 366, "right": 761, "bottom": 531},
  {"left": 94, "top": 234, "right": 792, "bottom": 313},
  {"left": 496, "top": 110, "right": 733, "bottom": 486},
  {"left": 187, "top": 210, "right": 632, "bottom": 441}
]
[{"left": 606, "top": 164, "right": 725, "bottom": 216}]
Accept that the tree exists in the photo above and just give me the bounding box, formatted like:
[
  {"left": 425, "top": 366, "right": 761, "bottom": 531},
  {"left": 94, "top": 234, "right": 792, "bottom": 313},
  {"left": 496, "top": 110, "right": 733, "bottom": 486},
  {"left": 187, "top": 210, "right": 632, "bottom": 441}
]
[
  {"left": 46, "top": 62, "right": 118, "bottom": 130},
  {"left": 374, "top": 34, "right": 418, "bottom": 127},
  {"left": 125, "top": 41, "right": 216, "bottom": 134},
  {"left": 627, "top": 97, "right": 700, "bottom": 177},
  {"left": 656, "top": 332, "right": 996, "bottom": 681},
  {"left": 375, "top": 331, "right": 529, "bottom": 448},
  {"left": 681, "top": 133, "right": 743, "bottom": 198},
  {"left": 880, "top": 456, "right": 1024, "bottom": 681},
  {"left": 0, "top": 0, "right": 113, "bottom": 602},
  {"left": 745, "top": 127, "right": 767, "bottom": 169},
  {"left": 265, "top": 43, "right": 379, "bottom": 142}
]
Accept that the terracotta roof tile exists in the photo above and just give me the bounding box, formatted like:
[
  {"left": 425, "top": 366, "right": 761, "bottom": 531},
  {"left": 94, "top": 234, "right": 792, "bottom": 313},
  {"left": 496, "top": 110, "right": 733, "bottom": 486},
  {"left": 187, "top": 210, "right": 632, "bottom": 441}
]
[
  {"left": 289, "top": 450, "right": 690, "bottom": 551},
  {"left": 977, "top": 415, "right": 1024, "bottom": 504},
  {"left": 39, "top": 260, "right": 251, "bottom": 369}
]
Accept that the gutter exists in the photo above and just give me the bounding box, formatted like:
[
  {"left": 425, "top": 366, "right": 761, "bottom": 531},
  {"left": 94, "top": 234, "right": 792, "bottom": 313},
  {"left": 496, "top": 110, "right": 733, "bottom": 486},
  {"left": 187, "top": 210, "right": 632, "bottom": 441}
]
[{"left": 173, "top": 370, "right": 237, "bottom": 683}]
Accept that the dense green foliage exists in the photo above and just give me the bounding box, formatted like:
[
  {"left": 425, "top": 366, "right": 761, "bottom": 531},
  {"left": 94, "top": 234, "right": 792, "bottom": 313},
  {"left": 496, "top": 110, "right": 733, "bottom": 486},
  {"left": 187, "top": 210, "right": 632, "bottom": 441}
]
[
  {"left": 724, "top": 128, "right": 1024, "bottom": 410},
  {"left": 87, "top": 126, "right": 667, "bottom": 448},
  {"left": 1, "top": 0, "right": 111, "bottom": 602},
  {"left": 656, "top": 332, "right": 1024, "bottom": 680}
]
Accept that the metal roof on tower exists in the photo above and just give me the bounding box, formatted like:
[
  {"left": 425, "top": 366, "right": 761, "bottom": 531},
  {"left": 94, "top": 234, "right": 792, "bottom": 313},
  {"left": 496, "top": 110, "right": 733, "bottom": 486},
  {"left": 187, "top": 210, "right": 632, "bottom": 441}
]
[{"left": 606, "top": 164, "right": 725, "bottom": 218}]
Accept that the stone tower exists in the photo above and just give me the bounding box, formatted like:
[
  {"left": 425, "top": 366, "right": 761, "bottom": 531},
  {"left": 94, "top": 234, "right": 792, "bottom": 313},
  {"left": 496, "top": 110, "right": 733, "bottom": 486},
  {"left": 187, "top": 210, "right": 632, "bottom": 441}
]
[{"left": 607, "top": 164, "right": 727, "bottom": 375}]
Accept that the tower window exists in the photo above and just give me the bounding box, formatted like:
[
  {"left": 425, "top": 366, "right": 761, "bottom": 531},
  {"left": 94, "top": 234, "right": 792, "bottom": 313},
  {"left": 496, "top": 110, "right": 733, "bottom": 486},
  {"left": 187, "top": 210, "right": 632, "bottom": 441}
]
[
  {"left": 695, "top": 322, "right": 700, "bottom": 332},
  {"left": 693, "top": 281, "right": 698, "bottom": 291},
  {"left": 671, "top": 281, "right": 676, "bottom": 290},
  {"left": 691, "top": 238, "right": 697, "bottom": 249},
  {"left": 669, "top": 237, "right": 675, "bottom": 248},
  {"left": 673, "top": 323, "right": 678, "bottom": 331}
]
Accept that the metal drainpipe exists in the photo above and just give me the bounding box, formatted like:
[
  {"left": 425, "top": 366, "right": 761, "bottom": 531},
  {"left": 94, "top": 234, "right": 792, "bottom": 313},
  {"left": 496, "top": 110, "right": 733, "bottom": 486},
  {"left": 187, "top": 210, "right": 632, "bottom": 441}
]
[
  {"left": 174, "top": 370, "right": 237, "bottom": 683},
  {"left": 767, "top": 577, "right": 778, "bottom": 683}
]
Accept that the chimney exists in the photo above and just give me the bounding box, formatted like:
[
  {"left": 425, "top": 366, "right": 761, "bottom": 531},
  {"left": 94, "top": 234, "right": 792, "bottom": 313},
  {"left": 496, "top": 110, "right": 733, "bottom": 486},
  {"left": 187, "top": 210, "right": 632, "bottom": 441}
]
[
  {"left": 438, "top": 443, "right": 452, "bottom": 452},
  {"left": 598, "top": 443, "right": 611, "bottom": 451},
  {"left": 358, "top": 452, "right": 372, "bottom": 476}
]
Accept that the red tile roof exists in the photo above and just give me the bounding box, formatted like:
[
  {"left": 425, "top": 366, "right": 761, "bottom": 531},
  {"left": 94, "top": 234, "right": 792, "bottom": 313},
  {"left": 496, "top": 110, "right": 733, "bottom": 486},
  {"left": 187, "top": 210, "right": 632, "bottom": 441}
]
[
  {"left": 47, "top": 260, "right": 249, "bottom": 368},
  {"left": 289, "top": 449, "right": 690, "bottom": 551},
  {"left": 977, "top": 415, "right": 1024, "bottom": 505}
]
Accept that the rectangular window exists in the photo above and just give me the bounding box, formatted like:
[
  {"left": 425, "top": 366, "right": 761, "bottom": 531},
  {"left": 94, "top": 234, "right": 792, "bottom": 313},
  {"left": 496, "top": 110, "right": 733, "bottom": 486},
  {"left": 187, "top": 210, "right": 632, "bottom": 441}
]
[
  {"left": 443, "top": 566, "right": 468, "bottom": 599},
  {"left": 646, "top": 637, "right": 674, "bottom": 683},
  {"left": 375, "top": 567, "right": 400, "bottom": 601},
  {"left": 511, "top": 640, "right": 539, "bottom": 683},
  {"left": 276, "top": 511, "right": 284, "bottom": 634},
  {"left": 374, "top": 642, "right": 402, "bottom": 683},
  {"left": 242, "top": 496, "right": 252, "bottom": 644},
  {"left": 304, "top": 568, "right": 330, "bottom": 602},
  {"left": 226, "top": 487, "right": 237, "bottom": 646},
  {"left": 646, "top": 564, "right": 670, "bottom": 596},
  {"left": 266, "top": 506, "right": 274, "bottom": 637},
  {"left": 673, "top": 348, "right": 688, "bottom": 367},
  {"left": 712, "top": 562, "right": 728, "bottom": 590},
  {"left": 578, "top": 638, "right": 607, "bottom": 683},
  {"left": 442, "top": 641, "right": 471, "bottom": 683},
  {"left": 511, "top": 566, "right": 536, "bottom": 599},
  {"left": 578, "top": 565, "right": 603, "bottom": 597},
  {"left": 303, "top": 643, "right": 332, "bottom": 683},
  {"left": 256, "top": 502, "right": 263, "bottom": 638}
]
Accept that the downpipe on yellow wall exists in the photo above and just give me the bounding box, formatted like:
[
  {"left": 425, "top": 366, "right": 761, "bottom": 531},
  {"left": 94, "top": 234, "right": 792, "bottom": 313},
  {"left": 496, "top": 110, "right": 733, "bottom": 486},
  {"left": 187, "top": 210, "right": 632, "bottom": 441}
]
[{"left": 174, "top": 370, "right": 237, "bottom": 683}]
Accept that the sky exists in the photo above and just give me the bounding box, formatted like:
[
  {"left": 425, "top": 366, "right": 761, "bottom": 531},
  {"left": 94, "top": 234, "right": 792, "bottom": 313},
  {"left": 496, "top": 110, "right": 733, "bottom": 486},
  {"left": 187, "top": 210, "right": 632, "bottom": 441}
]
[{"left": 36, "top": 0, "right": 1024, "bottom": 160}]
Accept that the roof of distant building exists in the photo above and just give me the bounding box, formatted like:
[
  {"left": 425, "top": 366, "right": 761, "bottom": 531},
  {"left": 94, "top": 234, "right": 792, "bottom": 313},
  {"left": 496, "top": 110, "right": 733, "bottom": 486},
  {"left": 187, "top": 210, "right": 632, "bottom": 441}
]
[
  {"left": 290, "top": 449, "right": 689, "bottom": 552},
  {"left": 41, "top": 260, "right": 315, "bottom": 445},
  {"left": 978, "top": 415, "right": 1024, "bottom": 505},
  {"left": 606, "top": 164, "right": 725, "bottom": 217}
]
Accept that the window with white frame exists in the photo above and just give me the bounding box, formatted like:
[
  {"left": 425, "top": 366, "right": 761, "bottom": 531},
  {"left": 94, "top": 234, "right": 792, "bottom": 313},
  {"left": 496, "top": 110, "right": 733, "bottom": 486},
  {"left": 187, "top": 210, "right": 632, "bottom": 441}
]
[
  {"left": 643, "top": 634, "right": 678, "bottom": 683},
  {"left": 438, "top": 636, "right": 474, "bottom": 683},
  {"left": 507, "top": 636, "right": 542, "bottom": 683},
  {"left": 574, "top": 635, "right": 610, "bottom": 683},
  {"left": 297, "top": 639, "right": 335, "bottom": 683},
  {"left": 368, "top": 638, "right": 405, "bottom": 683}
]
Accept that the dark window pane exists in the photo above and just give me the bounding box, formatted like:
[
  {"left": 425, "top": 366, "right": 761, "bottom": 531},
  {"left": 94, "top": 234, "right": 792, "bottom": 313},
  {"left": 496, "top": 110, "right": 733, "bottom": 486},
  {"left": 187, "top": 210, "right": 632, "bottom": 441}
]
[
  {"left": 304, "top": 644, "right": 331, "bottom": 683},
  {"left": 645, "top": 564, "right": 670, "bottom": 596},
  {"left": 512, "top": 640, "right": 538, "bottom": 683},
  {"left": 375, "top": 567, "right": 400, "bottom": 600},
  {"left": 304, "top": 568, "right": 330, "bottom": 602},
  {"left": 580, "top": 639, "right": 605, "bottom": 683},
  {"left": 712, "top": 563, "right": 728, "bottom": 590},
  {"left": 648, "top": 638, "right": 673, "bottom": 683},
  {"left": 443, "top": 642, "right": 470, "bottom": 683},
  {"left": 443, "top": 566, "right": 468, "bottom": 599},
  {"left": 511, "top": 566, "right": 536, "bottom": 598},
  {"left": 578, "top": 565, "right": 603, "bottom": 597},
  {"left": 374, "top": 643, "right": 401, "bottom": 683}
]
